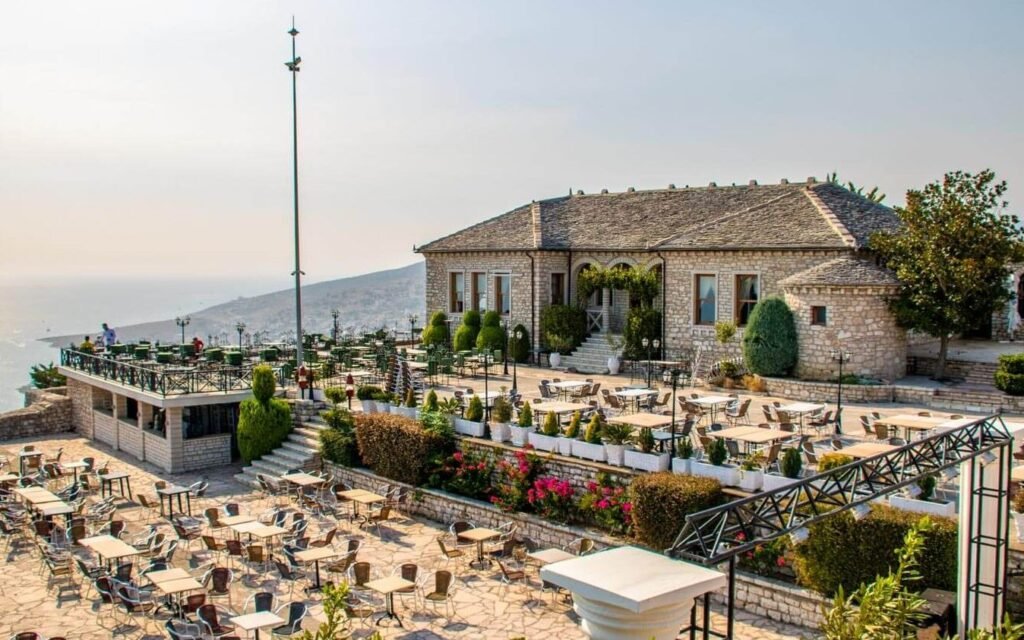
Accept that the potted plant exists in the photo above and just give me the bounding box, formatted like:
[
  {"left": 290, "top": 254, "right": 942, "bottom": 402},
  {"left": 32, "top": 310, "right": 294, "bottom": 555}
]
[
  {"left": 530, "top": 411, "right": 562, "bottom": 452},
  {"left": 559, "top": 411, "right": 582, "bottom": 456},
  {"left": 738, "top": 450, "right": 766, "bottom": 492},
  {"left": 624, "top": 427, "right": 671, "bottom": 472},
  {"left": 572, "top": 413, "right": 608, "bottom": 462},
  {"left": 763, "top": 447, "right": 803, "bottom": 492},
  {"left": 1013, "top": 491, "right": 1024, "bottom": 542},
  {"left": 454, "top": 395, "right": 486, "bottom": 437},
  {"left": 490, "top": 396, "right": 513, "bottom": 443},
  {"left": 423, "top": 389, "right": 439, "bottom": 413},
  {"left": 509, "top": 402, "right": 533, "bottom": 446},
  {"left": 672, "top": 437, "right": 694, "bottom": 475},
  {"left": 395, "top": 388, "right": 418, "bottom": 419},
  {"left": 373, "top": 389, "right": 393, "bottom": 413},
  {"left": 600, "top": 422, "right": 632, "bottom": 467},
  {"left": 605, "top": 335, "right": 625, "bottom": 375},
  {"left": 547, "top": 335, "right": 571, "bottom": 368},
  {"left": 356, "top": 385, "right": 379, "bottom": 413},
  {"left": 691, "top": 438, "right": 741, "bottom": 486},
  {"left": 889, "top": 473, "right": 956, "bottom": 517}
]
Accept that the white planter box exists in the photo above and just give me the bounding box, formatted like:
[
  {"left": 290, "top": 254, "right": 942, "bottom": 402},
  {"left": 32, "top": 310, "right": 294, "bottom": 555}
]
[
  {"left": 624, "top": 448, "right": 670, "bottom": 472},
  {"left": 672, "top": 457, "right": 692, "bottom": 475},
  {"left": 557, "top": 437, "right": 574, "bottom": 456},
  {"left": 529, "top": 432, "right": 560, "bottom": 452},
  {"left": 572, "top": 440, "right": 607, "bottom": 462},
  {"left": 378, "top": 402, "right": 392, "bottom": 414},
  {"left": 888, "top": 495, "right": 957, "bottom": 518},
  {"left": 360, "top": 400, "right": 376, "bottom": 414},
  {"left": 691, "top": 461, "right": 742, "bottom": 486},
  {"left": 489, "top": 422, "right": 510, "bottom": 443},
  {"left": 605, "top": 444, "right": 626, "bottom": 466},
  {"left": 761, "top": 473, "right": 801, "bottom": 492},
  {"left": 395, "top": 406, "right": 418, "bottom": 419},
  {"left": 453, "top": 418, "right": 486, "bottom": 438},
  {"left": 509, "top": 425, "right": 532, "bottom": 447},
  {"left": 738, "top": 469, "right": 763, "bottom": 492}
]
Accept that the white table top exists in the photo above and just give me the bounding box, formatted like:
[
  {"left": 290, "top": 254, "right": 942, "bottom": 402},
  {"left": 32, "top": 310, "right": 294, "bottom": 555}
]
[
  {"left": 531, "top": 401, "right": 589, "bottom": 414},
  {"left": 221, "top": 514, "right": 255, "bottom": 526},
  {"left": 528, "top": 548, "right": 576, "bottom": 565},
  {"left": 280, "top": 472, "right": 324, "bottom": 486},
  {"left": 548, "top": 381, "right": 589, "bottom": 389},
  {"left": 80, "top": 535, "right": 141, "bottom": 559},
  {"left": 778, "top": 402, "right": 825, "bottom": 414},
  {"left": 457, "top": 527, "right": 501, "bottom": 542},
  {"left": 692, "top": 395, "right": 734, "bottom": 406},
  {"left": 614, "top": 389, "right": 658, "bottom": 398},
  {"left": 295, "top": 547, "right": 339, "bottom": 562},
  {"left": 233, "top": 612, "right": 285, "bottom": 631},
  {"left": 607, "top": 413, "right": 674, "bottom": 428},
  {"left": 365, "top": 576, "right": 415, "bottom": 595}
]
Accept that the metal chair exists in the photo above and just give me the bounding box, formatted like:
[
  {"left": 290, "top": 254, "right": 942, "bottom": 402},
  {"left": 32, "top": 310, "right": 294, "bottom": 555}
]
[
  {"left": 424, "top": 569, "right": 458, "bottom": 618},
  {"left": 197, "top": 603, "right": 236, "bottom": 639},
  {"left": 271, "top": 601, "right": 308, "bottom": 637}
]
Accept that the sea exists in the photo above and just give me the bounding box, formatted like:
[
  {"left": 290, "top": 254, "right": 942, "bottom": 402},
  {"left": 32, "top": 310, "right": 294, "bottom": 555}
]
[{"left": 0, "top": 277, "right": 273, "bottom": 412}]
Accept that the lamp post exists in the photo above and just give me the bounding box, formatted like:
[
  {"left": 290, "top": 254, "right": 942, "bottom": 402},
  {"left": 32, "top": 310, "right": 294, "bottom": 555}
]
[
  {"left": 482, "top": 347, "right": 491, "bottom": 425},
  {"left": 285, "top": 18, "right": 305, "bottom": 369},
  {"left": 175, "top": 316, "right": 190, "bottom": 345},
  {"left": 830, "top": 348, "right": 851, "bottom": 435},
  {"left": 236, "top": 322, "right": 246, "bottom": 352},
  {"left": 502, "top": 320, "right": 510, "bottom": 376},
  {"left": 665, "top": 368, "right": 682, "bottom": 458},
  {"left": 408, "top": 314, "right": 418, "bottom": 345},
  {"left": 642, "top": 337, "right": 660, "bottom": 387},
  {"left": 512, "top": 328, "right": 522, "bottom": 395},
  {"left": 331, "top": 309, "right": 340, "bottom": 343}
]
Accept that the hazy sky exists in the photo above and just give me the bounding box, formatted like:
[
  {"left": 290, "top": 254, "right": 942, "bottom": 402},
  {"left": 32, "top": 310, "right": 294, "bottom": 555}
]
[{"left": 2, "top": 1, "right": 1022, "bottom": 283}]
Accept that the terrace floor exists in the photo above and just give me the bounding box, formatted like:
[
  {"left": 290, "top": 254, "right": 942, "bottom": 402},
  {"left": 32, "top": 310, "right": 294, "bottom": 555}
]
[{"left": 0, "top": 434, "right": 818, "bottom": 639}]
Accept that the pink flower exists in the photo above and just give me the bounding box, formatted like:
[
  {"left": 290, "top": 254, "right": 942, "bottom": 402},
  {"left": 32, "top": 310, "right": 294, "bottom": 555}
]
[
  {"left": 621, "top": 502, "right": 632, "bottom": 514},
  {"left": 453, "top": 451, "right": 463, "bottom": 462},
  {"left": 586, "top": 481, "right": 598, "bottom": 492},
  {"left": 776, "top": 556, "right": 786, "bottom": 567},
  {"left": 597, "top": 499, "right": 610, "bottom": 509}
]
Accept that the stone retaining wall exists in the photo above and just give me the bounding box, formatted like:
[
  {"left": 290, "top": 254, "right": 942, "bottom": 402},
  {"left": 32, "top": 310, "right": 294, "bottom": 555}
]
[
  {"left": 0, "top": 388, "right": 72, "bottom": 440},
  {"left": 182, "top": 434, "right": 232, "bottom": 472},
  {"left": 717, "top": 572, "right": 829, "bottom": 630},
  {"left": 93, "top": 410, "right": 117, "bottom": 448},
  {"left": 764, "top": 377, "right": 894, "bottom": 404}
]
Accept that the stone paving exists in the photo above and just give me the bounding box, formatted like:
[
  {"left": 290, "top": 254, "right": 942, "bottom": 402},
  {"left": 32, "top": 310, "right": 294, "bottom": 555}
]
[{"left": 0, "top": 434, "right": 819, "bottom": 639}]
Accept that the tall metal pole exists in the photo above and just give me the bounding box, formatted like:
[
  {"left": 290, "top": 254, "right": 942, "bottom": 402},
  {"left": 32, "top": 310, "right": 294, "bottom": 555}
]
[{"left": 286, "top": 19, "right": 304, "bottom": 369}]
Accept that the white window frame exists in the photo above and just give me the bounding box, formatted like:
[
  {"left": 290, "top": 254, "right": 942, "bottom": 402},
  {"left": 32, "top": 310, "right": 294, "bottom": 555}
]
[{"left": 734, "top": 272, "right": 761, "bottom": 327}]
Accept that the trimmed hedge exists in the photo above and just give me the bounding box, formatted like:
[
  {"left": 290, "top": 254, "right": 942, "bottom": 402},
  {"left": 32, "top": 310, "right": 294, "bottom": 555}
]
[
  {"left": 742, "top": 296, "right": 798, "bottom": 376},
  {"left": 354, "top": 413, "right": 449, "bottom": 485},
  {"left": 793, "top": 504, "right": 957, "bottom": 596},
  {"left": 508, "top": 323, "right": 531, "bottom": 363},
  {"left": 476, "top": 311, "right": 505, "bottom": 351},
  {"left": 623, "top": 307, "right": 662, "bottom": 360},
  {"left": 237, "top": 365, "right": 291, "bottom": 463},
  {"left": 631, "top": 473, "right": 724, "bottom": 550},
  {"left": 453, "top": 310, "right": 481, "bottom": 352},
  {"left": 995, "top": 354, "right": 1024, "bottom": 395},
  {"left": 421, "top": 311, "right": 450, "bottom": 347},
  {"left": 540, "top": 304, "right": 587, "bottom": 352}
]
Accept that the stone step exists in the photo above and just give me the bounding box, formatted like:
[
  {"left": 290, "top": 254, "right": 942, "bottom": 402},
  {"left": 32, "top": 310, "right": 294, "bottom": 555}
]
[
  {"left": 265, "top": 448, "right": 313, "bottom": 467},
  {"left": 281, "top": 439, "right": 318, "bottom": 455},
  {"left": 249, "top": 458, "right": 292, "bottom": 476}
]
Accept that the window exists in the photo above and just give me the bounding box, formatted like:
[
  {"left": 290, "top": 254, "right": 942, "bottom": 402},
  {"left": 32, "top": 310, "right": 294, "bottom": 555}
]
[
  {"left": 811, "top": 306, "right": 828, "bottom": 326},
  {"left": 550, "top": 273, "right": 566, "bottom": 305},
  {"left": 183, "top": 403, "right": 239, "bottom": 440},
  {"left": 471, "top": 272, "right": 487, "bottom": 312},
  {"left": 735, "top": 274, "right": 760, "bottom": 326},
  {"left": 695, "top": 274, "right": 717, "bottom": 325},
  {"left": 495, "top": 274, "right": 511, "bottom": 315},
  {"left": 126, "top": 398, "right": 138, "bottom": 421},
  {"left": 449, "top": 272, "right": 465, "bottom": 313}
]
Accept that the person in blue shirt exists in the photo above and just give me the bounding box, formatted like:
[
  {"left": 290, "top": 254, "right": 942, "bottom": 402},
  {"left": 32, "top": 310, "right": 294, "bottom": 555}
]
[{"left": 101, "top": 323, "right": 117, "bottom": 348}]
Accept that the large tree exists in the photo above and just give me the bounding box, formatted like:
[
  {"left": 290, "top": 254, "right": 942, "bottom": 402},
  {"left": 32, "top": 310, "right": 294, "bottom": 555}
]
[{"left": 870, "top": 170, "right": 1024, "bottom": 379}]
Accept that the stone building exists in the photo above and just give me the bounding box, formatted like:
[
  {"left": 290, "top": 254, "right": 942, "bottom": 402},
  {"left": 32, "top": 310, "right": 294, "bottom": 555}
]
[{"left": 416, "top": 178, "right": 909, "bottom": 381}]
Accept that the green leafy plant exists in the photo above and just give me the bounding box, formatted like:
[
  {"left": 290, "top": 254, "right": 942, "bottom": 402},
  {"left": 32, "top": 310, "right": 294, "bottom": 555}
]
[
  {"left": 542, "top": 410, "right": 560, "bottom": 436},
  {"left": 423, "top": 389, "right": 439, "bottom": 412},
  {"left": 475, "top": 311, "right": 505, "bottom": 351},
  {"left": 517, "top": 401, "right": 533, "bottom": 428},
  {"left": 564, "top": 411, "right": 582, "bottom": 439},
  {"left": 630, "top": 473, "right": 723, "bottom": 549},
  {"left": 707, "top": 437, "right": 728, "bottom": 466},
  {"left": 355, "top": 412, "right": 450, "bottom": 485},
  {"left": 995, "top": 353, "right": 1024, "bottom": 396},
  {"left": 404, "top": 388, "right": 417, "bottom": 408},
  {"left": 356, "top": 385, "right": 381, "bottom": 401},
  {"left": 917, "top": 474, "right": 937, "bottom": 501},
  {"left": 299, "top": 581, "right": 351, "bottom": 640},
  {"left": 623, "top": 307, "right": 662, "bottom": 360},
  {"left": 714, "top": 320, "right": 737, "bottom": 345},
  {"left": 491, "top": 446, "right": 545, "bottom": 513},
  {"left": 826, "top": 171, "right": 886, "bottom": 203},
  {"left": 738, "top": 534, "right": 789, "bottom": 578},
  {"left": 578, "top": 474, "right": 633, "bottom": 535},
  {"left": 238, "top": 365, "right": 292, "bottom": 463},
  {"left": 740, "top": 449, "right": 766, "bottom": 471},
  {"left": 428, "top": 449, "right": 495, "bottom": 501},
  {"left": 540, "top": 304, "right": 587, "bottom": 352},
  {"left": 602, "top": 422, "right": 634, "bottom": 446},
  {"left": 437, "top": 397, "right": 462, "bottom": 415},
  {"left": 637, "top": 427, "right": 656, "bottom": 453},
  {"left": 508, "top": 323, "right": 531, "bottom": 363},
  {"left": 491, "top": 396, "right": 512, "bottom": 423},
  {"left": 464, "top": 395, "right": 484, "bottom": 422},
  {"left": 323, "top": 386, "right": 347, "bottom": 406},
  {"left": 742, "top": 296, "right": 798, "bottom": 376},
  {"left": 817, "top": 453, "right": 854, "bottom": 472},
  {"left": 453, "top": 310, "right": 481, "bottom": 352},
  {"left": 781, "top": 447, "right": 802, "bottom": 479},
  {"left": 320, "top": 407, "right": 359, "bottom": 467},
  {"left": 419, "top": 410, "right": 456, "bottom": 443},
  {"left": 677, "top": 437, "right": 694, "bottom": 460},
  {"left": 29, "top": 362, "right": 66, "bottom": 389},
  {"left": 421, "top": 311, "right": 450, "bottom": 347},
  {"left": 584, "top": 413, "right": 603, "bottom": 444}
]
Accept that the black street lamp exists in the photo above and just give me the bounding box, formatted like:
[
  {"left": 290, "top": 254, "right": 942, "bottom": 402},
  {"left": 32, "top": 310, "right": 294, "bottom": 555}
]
[
  {"left": 175, "top": 316, "right": 191, "bottom": 344},
  {"left": 512, "top": 328, "right": 522, "bottom": 395},
  {"left": 482, "top": 347, "right": 491, "bottom": 425},
  {"left": 502, "top": 320, "right": 509, "bottom": 376},
  {"left": 236, "top": 322, "right": 246, "bottom": 352},
  {"left": 665, "top": 368, "right": 682, "bottom": 458},
  {"left": 285, "top": 19, "right": 306, "bottom": 369},
  {"left": 331, "top": 309, "right": 340, "bottom": 343},
  {"left": 408, "top": 314, "right": 418, "bottom": 345},
  {"left": 831, "top": 348, "right": 851, "bottom": 435},
  {"left": 642, "top": 337, "right": 661, "bottom": 387}
]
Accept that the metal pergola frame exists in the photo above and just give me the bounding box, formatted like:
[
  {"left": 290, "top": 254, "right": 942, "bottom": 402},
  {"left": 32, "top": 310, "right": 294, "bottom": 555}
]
[{"left": 668, "top": 415, "right": 1014, "bottom": 639}]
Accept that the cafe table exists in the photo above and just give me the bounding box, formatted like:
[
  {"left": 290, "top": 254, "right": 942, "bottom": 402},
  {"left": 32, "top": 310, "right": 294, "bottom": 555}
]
[
  {"left": 531, "top": 401, "right": 589, "bottom": 419},
  {"left": 17, "top": 450, "right": 42, "bottom": 475},
  {"left": 232, "top": 611, "right": 285, "bottom": 639},
  {"left": 607, "top": 413, "right": 674, "bottom": 429},
  {"left": 614, "top": 388, "right": 658, "bottom": 413},
  {"left": 350, "top": 491, "right": 386, "bottom": 519},
  {"left": 35, "top": 501, "right": 74, "bottom": 523},
  {"left": 61, "top": 460, "right": 90, "bottom": 482},
  {"left": 147, "top": 567, "right": 203, "bottom": 616},
  {"left": 280, "top": 472, "right": 325, "bottom": 488},
  {"left": 777, "top": 402, "right": 826, "bottom": 430},
  {"left": 365, "top": 576, "right": 415, "bottom": 627},
  {"left": 456, "top": 527, "right": 502, "bottom": 566},
  {"left": 547, "top": 380, "right": 589, "bottom": 400},
  {"left": 874, "top": 414, "right": 949, "bottom": 441},
  {"left": 157, "top": 484, "right": 193, "bottom": 517},
  {"left": 221, "top": 514, "right": 256, "bottom": 527},
  {"left": 527, "top": 548, "right": 575, "bottom": 566},
  {"left": 842, "top": 442, "right": 898, "bottom": 459},
  {"left": 80, "top": 534, "right": 141, "bottom": 569},
  {"left": 691, "top": 395, "right": 735, "bottom": 423},
  {"left": 15, "top": 486, "right": 62, "bottom": 505},
  {"left": 99, "top": 471, "right": 133, "bottom": 499},
  {"left": 294, "top": 546, "right": 339, "bottom": 592}
]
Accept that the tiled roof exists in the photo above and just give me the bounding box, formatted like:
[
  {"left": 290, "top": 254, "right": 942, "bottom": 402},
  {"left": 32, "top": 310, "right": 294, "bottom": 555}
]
[
  {"left": 779, "top": 256, "right": 900, "bottom": 288},
  {"left": 416, "top": 180, "right": 900, "bottom": 253}
]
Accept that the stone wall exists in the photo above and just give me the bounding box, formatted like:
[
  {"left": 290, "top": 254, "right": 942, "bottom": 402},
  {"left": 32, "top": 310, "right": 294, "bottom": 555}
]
[
  {"left": 92, "top": 410, "right": 117, "bottom": 448},
  {"left": 290, "top": 399, "right": 326, "bottom": 425},
  {"left": 718, "top": 571, "right": 829, "bottom": 630},
  {"left": 764, "top": 377, "right": 895, "bottom": 404},
  {"left": 117, "top": 420, "right": 143, "bottom": 459},
  {"left": 143, "top": 431, "right": 172, "bottom": 472},
  {"left": 0, "top": 388, "right": 72, "bottom": 440},
  {"left": 992, "top": 264, "right": 1024, "bottom": 342},
  {"left": 67, "top": 379, "right": 94, "bottom": 438},
  {"left": 182, "top": 434, "right": 232, "bottom": 472}
]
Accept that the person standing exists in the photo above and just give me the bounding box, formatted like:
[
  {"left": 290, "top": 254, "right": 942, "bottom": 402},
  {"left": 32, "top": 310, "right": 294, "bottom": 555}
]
[{"left": 101, "top": 323, "right": 117, "bottom": 348}]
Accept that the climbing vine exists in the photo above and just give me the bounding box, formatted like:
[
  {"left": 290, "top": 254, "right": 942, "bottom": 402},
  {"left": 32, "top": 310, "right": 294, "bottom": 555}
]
[{"left": 576, "top": 265, "right": 660, "bottom": 308}]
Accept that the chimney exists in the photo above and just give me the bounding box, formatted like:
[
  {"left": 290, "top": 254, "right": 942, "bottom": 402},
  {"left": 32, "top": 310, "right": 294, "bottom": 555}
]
[{"left": 530, "top": 202, "right": 543, "bottom": 249}]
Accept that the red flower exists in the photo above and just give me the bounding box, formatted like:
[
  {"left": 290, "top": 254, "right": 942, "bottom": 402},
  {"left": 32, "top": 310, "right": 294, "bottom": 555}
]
[{"left": 776, "top": 556, "right": 786, "bottom": 567}]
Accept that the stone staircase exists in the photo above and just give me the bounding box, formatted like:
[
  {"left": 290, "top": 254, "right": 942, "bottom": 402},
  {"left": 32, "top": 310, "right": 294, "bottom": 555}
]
[
  {"left": 233, "top": 419, "right": 326, "bottom": 488},
  {"left": 559, "top": 334, "right": 622, "bottom": 374},
  {"left": 963, "top": 362, "right": 998, "bottom": 387}
]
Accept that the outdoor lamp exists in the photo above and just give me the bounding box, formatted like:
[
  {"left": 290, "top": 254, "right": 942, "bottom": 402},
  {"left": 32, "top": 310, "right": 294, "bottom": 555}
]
[
  {"left": 641, "top": 337, "right": 649, "bottom": 348},
  {"left": 345, "top": 373, "right": 355, "bottom": 410}
]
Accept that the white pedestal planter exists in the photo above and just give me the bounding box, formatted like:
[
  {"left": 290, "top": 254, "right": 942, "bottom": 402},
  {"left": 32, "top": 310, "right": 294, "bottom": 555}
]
[
  {"left": 557, "top": 437, "right": 574, "bottom": 456},
  {"left": 529, "top": 432, "right": 560, "bottom": 453},
  {"left": 761, "top": 474, "right": 801, "bottom": 492},
  {"left": 549, "top": 352, "right": 562, "bottom": 368},
  {"left": 509, "top": 425, "right": 532, "bottom": 447},
  {"left": 607, "top": 356, "right": 621, "bottom": 375},
  {"left": 691, "top": 461, "right": 741, "bottom": 486},
  {"left": 888, "top": 495, "right": 957, "bottom": 518},
  {"left": 453, "top": 418, "right": 486, "bottom": 438},
  {"left": 737, "top": 469, "right": 763, "bottom": 492},
  {"left": 572, "top": 440, "right": 607, "bottom": 462},
  {"left": 360, "top": 400, "right": 376, "bottom": 414},
  {"left": 671, "top": 457, "right": 692, "bottom": 475},
  {"left": 605, "top": 444, "right": 626, "bottom": 466},
  {"left": 624, "top": 449, "right": 671, "bottom": 472},
  {"left": 489, "top": 422, "right": 510, "bottom": 443}
]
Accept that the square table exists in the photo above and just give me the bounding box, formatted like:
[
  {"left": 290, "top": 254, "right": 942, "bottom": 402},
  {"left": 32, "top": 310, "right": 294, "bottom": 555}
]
[
  {"left": 365, "top": 576, "right": 415, "bottom": 627},
  {"left": 294, "top": 546, "right": 340, "bottom": 591},
  {"left": 157, "top": 485, "right": 193, "bottom": 517},
  {"left": 146, "top": 568, "right": 204, "bottom": 617},
  {"left": 350, "top": 491, "right": 386, "bottom": 518},
  {"left": 547, "top": 381, "right": 589, "bottom": 400},
  {"left": 280, "top": 472, "right": 325, "bottom": 488},
  {"left": 0, "top": 473, "right": 20, "bottom": 484},
  {"left": 842, "top": 442, "right": 898, "bottom": 459},
  {"left": 15, "top": 487, "right": 62, "bottom": 505},
  {"left": 875, "top": 414, "right": 948, "bottom": 441},
  {"left": 692, "top": 395, "right": 735, "bottom": 423},
  {"left": 221, "top": 514, "right": 255, "bottom": 527},
  {"left": 35, "top": 501, "right": 74, "bottom": 522},
  {"left": 80, "top": 534, "right": 141, "bottom": 568},
  {"left": 527, "top": 548, "right": 575, "bottom": 566},
  {"left": 457, "top": 527, "right": 502, "bottom": 565},
  {"left": 232, "top": 611, "right": 285, "bottom": 640},
  {"left": 607, "top": 413, "right": 674, "bottom": 429},
  {"left": 98, "top": 471, "right": 133, "bottom": 499},
  {"left": 711, "top": 426, "right": 762, "bottom": 440},
  {"left": 61, "top": 460, "right": 90, "bottom": 482},
  {"left": 614, "top": 389, "right": 658, "bottom": 413},
  {"left": 531, "top": 401, "right": 589, "bottom": 419},
  {"left": 777, "top": 402, "right": 826, "bottom": 430},
  {"left": 731, "top": 429, "right": 791, "bottom": 445}
]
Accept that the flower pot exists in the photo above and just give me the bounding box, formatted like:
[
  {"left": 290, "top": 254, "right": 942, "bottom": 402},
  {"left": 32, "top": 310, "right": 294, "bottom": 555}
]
[
  {"left": 378, "top": 402, "right": 391, "bottom": 414},
  {"left": 549, "top": 352, "right": 562, "bottom": 368},
  {"left": 607, "top": 356, "right": 621, "bottom": 375},
  {"left": 691, "top": 461, "right": 742, "bottom": 486},
  {"left": 738, "top": 469, "right": 764, "bottom": 492},
  {"left": 624, "top": 448, "right": 670, "bottom": 472},
  {"left": 490, "top": 422, "right": 510, "bottom": 443},
  {"left": 888, "top": 495, "right": 957, "bottom": 518},
  {"left": 396, "top": 406, "right": 418, "bottom": 419},
  {"left": 1014, "top": 512, "right": 1024, "bottom": 542},
  {"left": 529, "top": 432, "right": 560, "bottom": 453},
  {"left": 672, "top": 457, "right": 692, "bottom": 475},
  {"left": 557, "top": 437, "right": 574, "bottom": 456},
  {"left": 454, "top": 417, "right": 486, "bottom": 438},
  {"left": 761, "top": 473, "right": 801, "bottom": 492},
  {"left": 571, "top": 439, "right": 607, "bottom": 462},
  {"left": 360, "top": 400, "right": 376, "bottom": 414},
  {"left": 509, "top": 425, "right": 532, "bottom": 447},
  {"left": 604, "top": 443, "right": 627, "bottom": 466}
]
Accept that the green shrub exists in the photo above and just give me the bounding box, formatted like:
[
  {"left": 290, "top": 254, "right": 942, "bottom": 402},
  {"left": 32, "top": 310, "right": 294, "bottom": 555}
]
[
  {"left": 29, "top": 362, "right": 66, "bottom": 389},
  {"left": 995, "top": 371, "right": 1024, "bottom": 396},
  {"left": 677, "top": 437, "right": 694, "bottom": 459},
  {"left": 742, "top": 296, "right": 798, "bottom": 376},
  {"left": 818, "top": 453, "right": 853, "bottom": 472},
  {"left": 356, "top": 385, "right": 381, "bottom": 401},
  {"left": 423, "top": 389, "right": 439, "bottom": 412},
  {"left": 508, "top": 324, "right": 531, "bottom": 363},
  {"left": 464, "top": 396, "right": 484, "bottom": 422},
  {"left": 252, "top": 364, "right": 276, "bottom": 403},
  {"left": 476, "top": 311, "right": 505, "bottom": 351},
  {"left": 781, "top": 447, "right": 802, "bottom": 478},
  {"left": 354, "top": 413, "right": 449, "bottom": 485},
  {"left": 419, "top": 410, "right": 456, "bottom": 443},
  {"left": 540, "top": 305, "right": 587, "bottom": 352},
  {"left": 238, "top": 396, "right": 291, "bottom": 464},
  {"left": 602, "top": 422, "right": 634, "bottom": 445},
  {"left": 623, "top": 307, "right": 662, "bottom": 360},
  {"left": 492, "top": 396, "right": 512, "bottom": 423},
  {"left": 584, "top": 413, "right": 603, "bottom": 444},
  {"left": 793, "top": 505, "right": 958, "bottom": 596},
  {"left": 917, "top": 474, "right": 937, "bottom": 501},
  {"left": 453, "top": 310, "right": 481, "bottom": 352},
  {"left": 421, "top": 311, "right": 450, "bottom": 347},
  {"left": 324, "top": 387, "right": 347, "bottom": 406},
  {"left": 564, "top": 411, "right": 581, "bottom": 439},
  {"left": 998, "top": 353, "right": 1024, "bottom": 375},
  {"left": 715, "top": 321, "right": 737, "bottom": 344},
  {"left": 707, "top": 437, "right": 727, "bottom": 466},
  {"left": 638, "top": 427, "right": 655, "bottom": 453},
  {"left": 320, "top": 407, "right": 359, "bottom": 466},
  {"left": 631, "top": 473, "right": 724, "bottom": 550},
  {"left": 404, "top": 388, "right": 417, "bottom": 408},
  {"left": 517, "top": 402, "right": 533, "bottom": 427},
  {"left": 542, "top": 411, "right": 560, "bottom": 436}
]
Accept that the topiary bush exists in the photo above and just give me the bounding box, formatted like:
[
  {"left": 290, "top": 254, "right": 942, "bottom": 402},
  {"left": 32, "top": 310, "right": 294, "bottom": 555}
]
[
  {"left": 476, "top": 311, "right": 505, "bottom": 351},
  {"left": 584, "top": 412, "right": 603, "bottom": 444},
  {"left": 491, "top": 396, "right": 513, "bottom": 423},
  {"left": 320, "top": 407, "right": 359, "bottom": 467},
  {"left": 995, "top": 353, "right": 1024, "bottom": 396},
  {"left": 707, "top": 437, "right": 728, "bottom": 466},
  {"left": 564, "top": 411, "right": 581, "bottom": 439},
  {"left": 237, "top": 365, "right": 292, "bottom": 463},
  {"left": 631, "top": 473, "right": 724, "bottom": 550},
  {"left": 540, "top": 304, "right": 587, "bottom": 352},
  {"left": 542, "top": 410, "right": 560, "bottom": 436},
  {"left": 793, "top": 505, "right": 958, "bottom": 596},
  {"left": 742, "top": 296, "right": 798, "bottom": 376},
  {"left": 781, "top": 447, "right": 802, "bottom": 478},
  {"left": 453, "top": 310, "right": 481, "bottom": 352},
  {"left": 517, "top": 401, "right": 533, "bottom": 427},
  {"left": 508, "top": 324, "right": 531, "bottom": 363},
  {"left": 423, "top": 389, "right": 439, "bottom": 412},
  {"left": 464, "top": 395, "right": 484, "bottom": 422},
  {"left": 354, "top": 413, "right": 449, "bottom": 485},
  {"left": 421, "top": 311, "right": 450, "bottom": 347}
]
